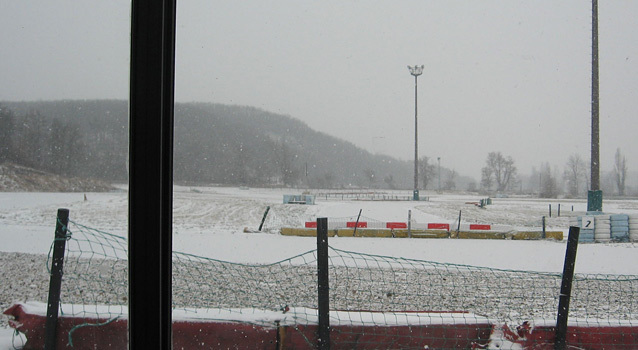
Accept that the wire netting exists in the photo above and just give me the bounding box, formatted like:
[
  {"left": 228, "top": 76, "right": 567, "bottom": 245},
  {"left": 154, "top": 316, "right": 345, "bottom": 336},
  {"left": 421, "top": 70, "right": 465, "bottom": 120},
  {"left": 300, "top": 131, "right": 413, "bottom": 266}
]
[{"left": 53, "top": 219, "right": 638, "bottom": 348}]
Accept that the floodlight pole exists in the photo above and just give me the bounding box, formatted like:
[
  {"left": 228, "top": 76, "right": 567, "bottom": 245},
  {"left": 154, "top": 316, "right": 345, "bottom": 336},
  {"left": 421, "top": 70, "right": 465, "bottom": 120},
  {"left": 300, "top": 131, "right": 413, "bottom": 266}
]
[
  {"left": 588, "top": 0, "right": 603, "bottom": 212},
  {"left": 408, "top": 65, "right": 424, "bottom": 201},
  {"left": 590, "top": 0, "right": 600, "bottom": 192}
]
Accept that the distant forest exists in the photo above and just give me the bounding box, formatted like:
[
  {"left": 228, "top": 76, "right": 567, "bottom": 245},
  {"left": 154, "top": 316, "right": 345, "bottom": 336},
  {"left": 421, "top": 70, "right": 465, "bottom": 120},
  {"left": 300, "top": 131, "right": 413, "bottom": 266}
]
[
  {"left": 0, "top": 100, "right": 475, "bottom": 189},
  {"left": 1, "top": 100, "right": 449, "bottom": 189}
]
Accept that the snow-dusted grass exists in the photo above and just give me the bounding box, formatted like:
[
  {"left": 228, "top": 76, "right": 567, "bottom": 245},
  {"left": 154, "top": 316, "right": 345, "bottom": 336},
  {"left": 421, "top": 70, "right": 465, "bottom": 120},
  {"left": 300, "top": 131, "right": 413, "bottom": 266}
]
[{"left": 2, "top": 187, "right": 638, "bottom": 348}]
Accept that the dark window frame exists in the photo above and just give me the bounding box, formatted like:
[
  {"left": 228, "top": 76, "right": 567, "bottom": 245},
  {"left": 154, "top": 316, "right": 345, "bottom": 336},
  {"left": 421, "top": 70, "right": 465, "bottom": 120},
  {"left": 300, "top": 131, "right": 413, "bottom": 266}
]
[{"left": 129, "top": 1, "right": 177, "bottom": 349}]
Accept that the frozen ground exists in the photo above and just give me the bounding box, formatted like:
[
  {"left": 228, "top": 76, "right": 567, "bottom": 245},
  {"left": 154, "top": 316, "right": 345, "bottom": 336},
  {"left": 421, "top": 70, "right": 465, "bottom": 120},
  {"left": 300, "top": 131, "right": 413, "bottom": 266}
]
[
  {"left": 2, "top": 186, "right": 638, "bottom": 272},
  {"left": 2, "top": 186, "right": 638, "bottom": 348}
]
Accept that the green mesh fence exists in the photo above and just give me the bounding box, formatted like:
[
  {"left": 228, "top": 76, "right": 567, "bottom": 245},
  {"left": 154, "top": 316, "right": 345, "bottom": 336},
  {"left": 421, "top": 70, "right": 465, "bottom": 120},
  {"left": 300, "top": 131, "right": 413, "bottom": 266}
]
[
  {"left": 53, "top": 220, "right": 128, "bottom": 322},
  {"left": 53, "top": 219, "right": 638, "bottom": 348}
]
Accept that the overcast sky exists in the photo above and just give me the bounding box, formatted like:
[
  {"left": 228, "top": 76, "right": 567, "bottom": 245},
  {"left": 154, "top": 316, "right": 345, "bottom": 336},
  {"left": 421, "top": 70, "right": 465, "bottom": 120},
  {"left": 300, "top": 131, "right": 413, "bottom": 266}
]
[{"left": 1, "top": 1, "right": 637, "bottom": 180}]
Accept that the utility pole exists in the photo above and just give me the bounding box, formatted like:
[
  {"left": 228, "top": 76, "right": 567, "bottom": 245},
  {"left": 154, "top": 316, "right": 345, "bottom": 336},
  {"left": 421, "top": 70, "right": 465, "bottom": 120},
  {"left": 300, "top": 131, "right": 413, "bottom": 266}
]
[
  {"left": 408, "top": 65, "right": 424, "bottom": 201},
  {"left": 588, "top": 0, "right": 602, "bottom": 211}
]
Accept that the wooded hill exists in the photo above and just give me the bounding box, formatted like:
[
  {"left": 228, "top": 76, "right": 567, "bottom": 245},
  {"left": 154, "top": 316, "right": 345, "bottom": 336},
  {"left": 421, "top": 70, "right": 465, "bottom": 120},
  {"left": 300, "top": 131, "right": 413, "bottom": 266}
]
[{"left": 1, "top": 100, "right": 422, "bottom": 189}]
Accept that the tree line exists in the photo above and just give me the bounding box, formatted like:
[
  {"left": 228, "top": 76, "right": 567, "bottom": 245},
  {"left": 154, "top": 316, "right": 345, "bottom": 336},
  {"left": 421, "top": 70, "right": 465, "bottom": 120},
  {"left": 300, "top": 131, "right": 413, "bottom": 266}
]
[
  {"left": 0, "top": 102, "right": 128, "bottom": 181},
  {"left": 2, "top": 100, "right": 450, "bottom": 189},
  {"left": 478, "top": 150, "right": 631, "bottom": 198},
  {"left": 8, "top": 100, "right": 625, "bottom": 196}
]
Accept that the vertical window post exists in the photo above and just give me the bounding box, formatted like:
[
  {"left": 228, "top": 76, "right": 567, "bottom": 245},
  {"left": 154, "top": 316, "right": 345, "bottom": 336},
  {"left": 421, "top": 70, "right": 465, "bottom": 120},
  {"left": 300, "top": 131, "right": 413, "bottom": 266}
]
[{"left": 129, "top": 1, "right": 176, "bottom": 349}]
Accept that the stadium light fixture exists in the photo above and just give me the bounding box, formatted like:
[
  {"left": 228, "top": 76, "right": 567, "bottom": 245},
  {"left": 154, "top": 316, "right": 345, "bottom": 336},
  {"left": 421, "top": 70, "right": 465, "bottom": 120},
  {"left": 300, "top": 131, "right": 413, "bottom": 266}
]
[{"left": 408, "top": 65, "right": 424, "bottom": 201}]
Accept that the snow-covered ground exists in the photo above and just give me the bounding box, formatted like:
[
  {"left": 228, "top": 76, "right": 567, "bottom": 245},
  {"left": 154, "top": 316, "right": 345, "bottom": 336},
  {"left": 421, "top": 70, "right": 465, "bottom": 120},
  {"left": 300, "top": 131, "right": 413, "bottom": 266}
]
[
  {"left": 2, "top": 186, "right": 638, "bottom": 348},
  {"left": 3, "top": 186, "right": 638, "bottom": 273}
]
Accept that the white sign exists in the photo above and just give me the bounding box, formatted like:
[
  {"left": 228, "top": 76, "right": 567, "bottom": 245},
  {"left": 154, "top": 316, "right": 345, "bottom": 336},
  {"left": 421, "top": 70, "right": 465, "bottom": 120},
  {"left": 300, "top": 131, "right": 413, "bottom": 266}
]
[{"left": 581, "top": 216, "right": 595, "bottom": 229}]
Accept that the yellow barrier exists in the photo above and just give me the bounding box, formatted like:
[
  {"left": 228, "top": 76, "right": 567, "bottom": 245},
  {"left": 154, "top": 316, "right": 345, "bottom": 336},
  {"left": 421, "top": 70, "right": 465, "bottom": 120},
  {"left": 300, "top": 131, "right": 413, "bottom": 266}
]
[
  {"left": 394, "top": 230, "right": 449, "bottom": 238},
  {"left": 336, "top": 229, "right": 449, "bottom": 238},
  {"left": 279, "top": 228, "right": 336, "bottom": 237},
  {"left": 546, "top": 231, "right": 563, "bottom": 240},
  {"left": 455, "top": 231, "right": 506, "bottom": 240},
  {"left": 510, "top": 231, "right": 563, "bottom": 240},
  {"left": 510, "top": 231, "right": 542, "bottom": 240},
  {"left": 336, "top": 228, "right": 393, "bottom": 238}
]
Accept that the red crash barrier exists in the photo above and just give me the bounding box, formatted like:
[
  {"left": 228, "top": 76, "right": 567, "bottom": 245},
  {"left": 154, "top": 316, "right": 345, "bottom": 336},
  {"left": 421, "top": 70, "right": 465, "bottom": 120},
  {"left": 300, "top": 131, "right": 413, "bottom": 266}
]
[
  {"left": 475, "top": 322, "right": 638, "bottom": 350},
  {"left": 470, "top": 224, "right": 491, "bottom": 230},
  {"left": 346, "top": 221, "right": 367, "bottom": 228},
  {"left": 386, "top": 222, "right": 408, "bottom": 229},
  {"left": 428, "top": 223, "right": 450, "bottom": 230},
  {"left": 4, "top": 304, "right": 276, "bottom": 350},
  {"left": 284, "top": 324, "right": 491, "bottom": 349},
  {"left": 8, "top": 303, "right": 638, "bottom": 349},
  {"left": 305, "top": 221, "right": 317, "bottom": 228},
  {"left": 4, "top": 304, "right": 492, "bottom": 349}
]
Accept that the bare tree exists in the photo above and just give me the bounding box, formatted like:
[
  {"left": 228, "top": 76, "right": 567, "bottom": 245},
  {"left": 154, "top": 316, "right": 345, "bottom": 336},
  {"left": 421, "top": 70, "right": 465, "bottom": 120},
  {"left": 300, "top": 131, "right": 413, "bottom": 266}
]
[
  {"left": 314, "top": 172, "right": 335, "bottom": 189},
  {"left": 383, "top": 174, "right": 396, "bottom": 190},
  {"left": 444, "top": 169, "right": 457, "bottom": 190},
  {"left": 364, "top": 169, "right": 377, "bottom": 188},
  {"left": 481, "top": 167, "right": 493, "bottom": 192},
  {"left": 540, "top": 162, "right": 559, "bottom": 198},
  {"left": 563, "top": 154, "right": 587, "bottom": 197},
  {"left": 276, "top": 141, "right": 298, "bottom": 187},
  {"left": 419, "top": 156, "right": 436, "bottom": 190},
  {"left": 0, "top": 105, "right": 15, "bottom": 162},
  {"left": 481, "top": 152, "right": 517, "bottom": 192},
  {"left": 614, "top": 148, "right": 627, "bottom": 196}
]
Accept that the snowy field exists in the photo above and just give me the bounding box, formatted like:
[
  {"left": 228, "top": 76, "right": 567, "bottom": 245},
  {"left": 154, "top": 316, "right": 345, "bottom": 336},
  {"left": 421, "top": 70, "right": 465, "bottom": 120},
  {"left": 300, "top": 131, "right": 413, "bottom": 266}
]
[
  {"left": 2, "top": 186, "right": 638, "bottom": 348},
  {"left": 2, "top": 186, "right": 638, "bottom": 272}
]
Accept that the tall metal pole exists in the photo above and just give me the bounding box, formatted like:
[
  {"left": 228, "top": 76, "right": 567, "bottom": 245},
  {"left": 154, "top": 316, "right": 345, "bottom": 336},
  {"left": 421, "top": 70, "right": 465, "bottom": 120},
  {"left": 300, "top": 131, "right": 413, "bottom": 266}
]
[
  {"left": 408, "top": 65, "right": 424, "bottom": 201},
  {"left": 588, "top": 0, "right": 603, "bottom": 212},
  {"left": 591, "top": 0, "right": 600, "bottom": 191}
]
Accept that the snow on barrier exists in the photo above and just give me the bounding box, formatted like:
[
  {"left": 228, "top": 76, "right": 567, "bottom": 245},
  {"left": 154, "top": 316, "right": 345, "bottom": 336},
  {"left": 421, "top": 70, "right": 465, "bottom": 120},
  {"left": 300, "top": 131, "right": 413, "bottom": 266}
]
[
  {"left": 293, "top": 220, "right": 562, "bottom": 240},
  {"left": 4, "top": 302, "right": 494, "bottom": 349},
  {"left": 480, "top": 321, "right": 638, "bottom": 350},
  {"left": 7, "top": 303, "right": 638, "bottom": 349}
]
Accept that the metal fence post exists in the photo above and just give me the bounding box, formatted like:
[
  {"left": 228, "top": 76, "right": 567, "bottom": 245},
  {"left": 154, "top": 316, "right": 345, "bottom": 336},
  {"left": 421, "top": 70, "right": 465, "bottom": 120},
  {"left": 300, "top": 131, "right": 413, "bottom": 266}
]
[
  {"left": 45, "top": 208, "right": 70, "bottom": 350},
  {"left": 258, "top": 206, "right": 270, "bottom": 231},
  {"left": 317, "top": 217, "right": 330, "bottom": 350},
  {"left": 555, "top": 226, "right": 581, "bottom": 350},
  {"left": 407, "top": 210, "right": 412, "bottom": 238},
  {"left": 353, "top": 209, "right": 362, "bottom": 237}
]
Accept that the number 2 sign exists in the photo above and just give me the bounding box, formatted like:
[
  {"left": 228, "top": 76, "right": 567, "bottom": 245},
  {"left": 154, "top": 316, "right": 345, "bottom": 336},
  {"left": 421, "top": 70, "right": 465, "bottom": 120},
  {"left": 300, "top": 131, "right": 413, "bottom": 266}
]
[{"left": 581, "top": 216, "right": 594, "bottom": 229}]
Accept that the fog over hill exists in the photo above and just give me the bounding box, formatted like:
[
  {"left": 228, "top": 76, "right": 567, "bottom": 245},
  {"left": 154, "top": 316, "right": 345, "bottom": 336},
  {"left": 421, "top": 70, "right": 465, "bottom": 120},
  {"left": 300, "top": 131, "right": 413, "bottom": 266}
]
[{"left": 0, "top": 100, "right": 475, "bottom": 190}]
